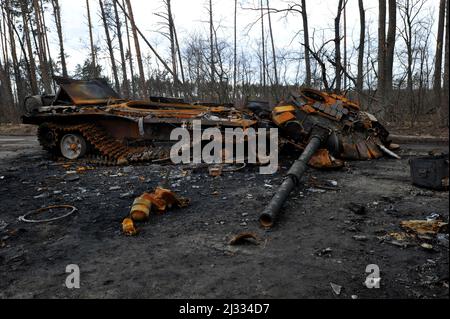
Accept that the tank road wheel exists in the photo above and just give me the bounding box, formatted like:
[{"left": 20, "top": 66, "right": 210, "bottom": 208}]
[{"left": 60, "top": 133, "right": 87, "bottom": 160}]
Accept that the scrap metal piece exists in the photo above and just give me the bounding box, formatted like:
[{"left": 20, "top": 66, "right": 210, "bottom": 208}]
[
  {"left": 122, "top": 218, "right": 138, "bottom": 236},
  {"left": 400, "top": 220, "right": 448, "bottom": 236},
  {"left": 229, "top": 233, "right": 259, "bottom": 246},
  {"left": 377, "top": 143, "right": 401, "bottom": 160},
  {"left": 19, "top": 205, "right": 78, "bottom": 223}
]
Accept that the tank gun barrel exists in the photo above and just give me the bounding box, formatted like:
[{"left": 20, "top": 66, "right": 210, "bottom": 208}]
[{"left": 259, "top": 127, "right": 330, "bottom": 228}]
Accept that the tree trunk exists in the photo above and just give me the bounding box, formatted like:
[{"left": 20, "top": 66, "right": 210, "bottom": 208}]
[
  {"left": 343, "top": 1, "right": 347, "bottom": 90},
  {"left": 113, "top": 0, "right": 130, "bottom": 98},
  {"left": 125, "top": 0, "right": 146, "bottom": 98},
  {"left": 209, "top": 0, "right": 215, "bottom": 86},
  {"left": 19, "top": 0, "right": 39, "bottom": 94},
  {"left": 167, "top": 0, "right": 178, "bottom": 95},
  {"left": 434, "top": 0, "right": 446, "bottom": 113},
  {"left": 357, "top": 0, "right": 365, "bottom": 98},
  {"left": 233, "top": 0, "right": 237, "bottom": 99},
  {"left": 32, "top": 0, "right": 52, "bottom": 93},
  {"left": 51, "top": 0, "right": 68, "bottom": 77},
  {"left": 443, "top": 0, "right": 449, "bottom": 125},
  {"left": 5, "top": 0, "right": 26, "bottom": 108},
  {"left": 377, "top": 0, "right": 387, "bottom": 116},
  {"left": 122, "top": 0, "right": 135, "bottom": 98},
  {"left": 301, "top": 0, "right": 311, "bottom": 87},
  {"left": 0, "top": 59, "right": 15, "bottom": 121},
  {"left": 86, "top": 0, "right": 97, "bottom": 76},
  {"left": 99, "top": 0, "right": 120, "bottom": 94},
  {"left": 39, "top": 0, "right": 56, "bottom": 92},
  {"left": 385, "top": 0, "right": 396, "bottom": 101},
  {"left": 334, "top": 0, "right": 344, "bottom": 93},
  {"left": 260, "top": 0, "right": 266, "bottom": 97},
  {"left": 266, "top": 0, "right": 278, "bottom": 90}
]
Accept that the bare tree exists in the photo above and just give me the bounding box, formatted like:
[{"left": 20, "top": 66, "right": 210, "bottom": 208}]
[
  {"left": 443, "top": 0, "right": 449, "bottom": 124},
  {"left": 266, "top": 0, "right": 278, "bottom": 90},
  {"left": 32, "top": 0, "right": 52, "bottom": 93},
  {"left": 113, "top": 0, "right": 130, "bottom": 98},
  {"left": 233, "top": 0, "right": 237, "bottom": 99},
  {"left": 99, "top": 0, "right": 120, "bottom": 93},
  {"left": 301, "top": 0, "right": 311, "bottom": 87},
  {"left": 377, "top": 0, "right": 387, "bottom": 115},
  {"left": 434, "top": 0, "right": 446, "bottom": 112},
  {"left": 334, "top": 0, "right": 344, "bottom": 93},
  {"left": 86, "top": 0, "right": 97, "bottom": 76},
  {"left": 356, "top": 0, "right": 365, "bottom": 97},
  {"left": 124, "top": 0, "right": 146, "bottom": 98},
  {"left": 51, "top": 0, "right": 68, "bottom": 77},
  {"left": 385, "top": 0, "right": 397, "bottom": 100},
  {"left": 19, "top": 0, "right": 39, "bottom": 94},
  {"left": 260, "top": 0, "right": 266, "bottom": 96},
  {"left": 398, "top": 0, "right": 427, "bottom": 116},
  {"left": 208, "top": 0, "right": 216, "bottom": 87}
]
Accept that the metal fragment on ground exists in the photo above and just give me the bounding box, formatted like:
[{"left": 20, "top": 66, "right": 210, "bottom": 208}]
[
  {"left": 229, "top": 233, "right": 259, "bottom": 246},
  {"left": 400, "top": 220, "right": 448, "bottom": 236}
]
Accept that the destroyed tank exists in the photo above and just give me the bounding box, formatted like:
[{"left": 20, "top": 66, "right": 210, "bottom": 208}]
[
  {"left": 23, "top": 77, "right": 397, "bottom": 169},
  {"left": 22, "top": 77, "right": 259, "bottom": 165},
  {"left": 267, "top": 88, "right": 398, "bottom": 168},
  {"left": 254, "top": 88, "right": 400, "bottom": 228}
]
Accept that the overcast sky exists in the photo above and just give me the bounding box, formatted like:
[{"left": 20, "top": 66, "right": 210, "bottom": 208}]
[{"left": 45, "top": 0, "right": 439, "bottom": 81}]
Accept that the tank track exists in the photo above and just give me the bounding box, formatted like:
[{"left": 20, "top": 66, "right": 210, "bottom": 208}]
[{"left": 38, "top": 123, "right": 170, "bottom": 165}]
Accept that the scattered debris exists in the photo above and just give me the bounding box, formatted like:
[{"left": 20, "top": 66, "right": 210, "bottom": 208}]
[
  {"left": 347, "top": 203, "right": 366, "bottom": 215},
  {"left": 426, "top": 213, "right": 443, "bottom": 221},
  {"left": 309, "top": 149, "right": 344, "bottom": 169},
  {"left": 0, "top": 176, "right": 4, "bottom": 180},
  {"left": 353, "top": 235, "right": 368, "bottom": 242},
  {"left": 306, "top": 188, "right": 327, "bottom": 194},
  {"left": 76, "top": 166, "right": 94, "bottom": 173},
  {"left": 400, "top": 220, "right": 448, "bottom": 236},
  {"left": 316, "top": 247, "right": 333, "bottom": 257},
  {"left": 420, "top": 243, "right": 434, "bottom": 251},
  {"left": 386, "top": 232, "right": 414, "bottom": 242},
  {"left": 229, "top": 233, "right": 259, "bottom": 246},
  {"left": 0, "top": 220, "right": 7, "bottom": 231},
  {"left": 326, "top": 180, "right": 338, "bottom": 187},
  {"left": 122, "top": 218, "right": 138, "bottom": 236},
  {"left": 130, "top": 196, "right": 152, "bottom": 222},
  {"left": 123, "top": 167, "right": 133, "bottom": 174},
  {"left": 18, "top": 205, "right": 78, "bottom": 223},
  {"left": 120, "top": 192, "right": 134, "bottom": 199},
  {"left": 330, "top": 282, "right": 342, "bottom": 295},
  {"left": 123, "top": 187, "right": 190, "bottom": 235},
  {"left": 109, "top": 186, "right": 121, "bottom": 191},
  {"left": 209, "top": 166, "right": 222, "bottom": 177},
  {"left": 437, "top": 234, "right": 449, "bottom": 248},
  {"left": 33, "top": 193, "right": 48, "bottom": 199},
  {"left": 65, "top": 175, "right": 80, "bottom": 182}
]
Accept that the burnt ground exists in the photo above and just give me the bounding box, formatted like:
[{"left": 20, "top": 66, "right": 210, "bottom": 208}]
[{"left": 0, "top": 135, "right": 448, "bottom": 299}]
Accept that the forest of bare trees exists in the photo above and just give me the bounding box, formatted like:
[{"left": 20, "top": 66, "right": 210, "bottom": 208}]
[{"left": 0, "top": 0, "right": 448, "bottom": 126}]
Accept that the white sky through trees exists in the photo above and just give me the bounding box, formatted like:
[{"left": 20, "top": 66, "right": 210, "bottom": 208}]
[{"left": 48, "top": 0, "right": 440, "bottom": 84}]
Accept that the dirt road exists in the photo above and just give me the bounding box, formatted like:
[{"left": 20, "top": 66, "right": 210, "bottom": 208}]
[{"left": 0, "top": 135, "right": 448, "bottom": 299}]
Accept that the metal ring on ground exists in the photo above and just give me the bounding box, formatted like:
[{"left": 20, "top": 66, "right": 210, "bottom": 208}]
[{"left": 18, "top": 205, "right": 78, "bottom": 223}]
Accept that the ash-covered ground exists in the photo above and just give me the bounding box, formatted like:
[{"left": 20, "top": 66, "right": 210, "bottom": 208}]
[{"left": 0, "top": 135, "right": 448, "bottom": 299}]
